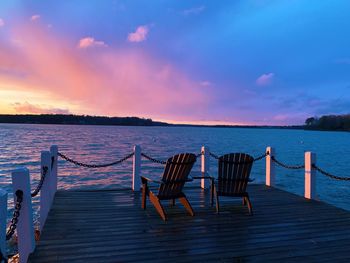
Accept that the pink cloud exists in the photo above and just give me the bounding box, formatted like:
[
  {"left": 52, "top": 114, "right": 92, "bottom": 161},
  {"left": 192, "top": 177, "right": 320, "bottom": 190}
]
[
  {"left": 31, "top": 15, "right": 41, "bottom": 21},
  {"left": 78, "top": 37, "right": 107, "bottom": 48},
  {"left": 0, "top": 22, "right": 209, "bottom": 121},
  {"left": 127, "top": 25, "right": 149, "bottom": 43},
  {"left": 256, "top": 73, "right": 274, "bottom": 86},
  {"left": 0, "top": 18, "right": 4, "bottom": 27},
  {"left": 13, "top": 102, "right": 70, "bottom": 114}
]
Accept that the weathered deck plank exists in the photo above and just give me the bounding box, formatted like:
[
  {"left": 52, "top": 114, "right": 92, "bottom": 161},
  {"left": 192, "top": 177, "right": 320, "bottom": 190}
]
[{"left": 29, "top": 185, "right": 350, "bottom": 262}]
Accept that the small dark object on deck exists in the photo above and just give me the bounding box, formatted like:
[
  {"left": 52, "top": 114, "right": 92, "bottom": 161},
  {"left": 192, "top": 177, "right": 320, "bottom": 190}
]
[
  {"left": 212, "top": 153, "right": 254, "bottom": 215},
  {"left": 141, "top": 153, "right": 196, "bottom": 221}
]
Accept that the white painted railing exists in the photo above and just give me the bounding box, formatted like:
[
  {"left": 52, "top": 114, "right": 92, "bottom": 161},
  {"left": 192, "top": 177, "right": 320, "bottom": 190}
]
[
  {"left": 305, "top": 152, "right": 316, "bottom": 199},
  {"left": 0, "top": 144, "right": 324, "bottom": 262},
  {"left": 12, "top": 168, "right": 36, "bottom": 263},
  {"left": 201, "top": 146, "right": 210, "bottom": 189},
  {"left": 265, "top": 147, "right": 275, "bottom": 187},
  {"left": 39, "top": 151, "right": 52, "bottom": 231},
  {"left": 265, "top": 148, "right": 318, "bottom": 200}
]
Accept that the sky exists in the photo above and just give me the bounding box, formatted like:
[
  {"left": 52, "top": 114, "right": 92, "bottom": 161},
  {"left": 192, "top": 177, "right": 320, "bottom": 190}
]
[{"left": 0, "top": 0, "right": 350, "bottom": 125}]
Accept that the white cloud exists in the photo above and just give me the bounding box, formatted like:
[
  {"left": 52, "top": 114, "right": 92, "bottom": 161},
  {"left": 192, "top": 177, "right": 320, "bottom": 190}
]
[
  {"left": 256, "top": 73, "right": 274, "bottom": 86},
  {"left": 0, "top": 18, "right": 4, "bottom": 27},
  {"left": 78, "top": 37, "right": 107, "bottom": 49},
  {"left": 182, "top": 6, "right": 205, "bottom": 16},
  {"left": 31, "top": 15, "right": 41, "bottom": 21},
  {"left": 127, "top": 25, "right": 149, "bottom": 43}
]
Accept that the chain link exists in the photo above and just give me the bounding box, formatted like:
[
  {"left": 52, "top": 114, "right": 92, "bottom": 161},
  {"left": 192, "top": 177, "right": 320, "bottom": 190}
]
[
  {"left": 271, "top": 156, "right": 305, "bottom": 170},
  {"left": 254, "top": 152, "right": 269, "bottom": 162},
  {"left": 312, "top": 164, "right": 350, "bottom": 181},
  {"left": 58, "top": 152, "right": 134, "bottom": 168},
  {"left": 6, "top": 190, "right": 23, "bottom": 241},
  {"left": 31, "top": 166, "right": 48, "bottom": 197},
  {"left": 209, "top": 152, "right": 268, "bottom": 164},
  {"left": 141, "top": 153, "right": 166, "bottom": 164},
  {"left": 209, "top": 152, "right": 220, "bottom": 159}
]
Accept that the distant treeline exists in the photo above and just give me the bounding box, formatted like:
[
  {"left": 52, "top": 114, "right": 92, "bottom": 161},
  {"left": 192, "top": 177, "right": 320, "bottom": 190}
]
[
  {"left": 305, "top": 114, "right": 350, "bottom": 131},
  {"left": 0, "top": 114, "right": 169, "bottom": 126}
]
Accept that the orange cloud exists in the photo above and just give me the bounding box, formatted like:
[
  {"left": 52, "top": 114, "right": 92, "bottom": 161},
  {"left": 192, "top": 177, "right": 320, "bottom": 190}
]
[
  {"left": 0, "top": 22, "right": 210, "bottom": 121},
  {"left": 13, "top": 102, "right": 70, "bottom": 114}
]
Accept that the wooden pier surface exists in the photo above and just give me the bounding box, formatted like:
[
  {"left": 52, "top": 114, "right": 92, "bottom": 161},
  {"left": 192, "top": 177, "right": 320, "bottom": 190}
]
[{"left": 29, "top": 184, "right": 350, "bottom": 262}]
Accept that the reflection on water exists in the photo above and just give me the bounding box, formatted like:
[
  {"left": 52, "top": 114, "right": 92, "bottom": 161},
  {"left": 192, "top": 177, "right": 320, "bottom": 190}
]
[{"left": 1, "top": 123, "right": 350, "bottom": 222}]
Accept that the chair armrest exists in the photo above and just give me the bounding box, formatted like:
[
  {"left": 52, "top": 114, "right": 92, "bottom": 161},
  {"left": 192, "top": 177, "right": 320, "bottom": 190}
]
[
  {"left": 141, "top": 176, "right": 162, "bottom": 184},
  {"left": 190, "top": 171, "right": 213, "bottom": 181},
  {"left": 248, "top": 178, "right": 255, "bottom": 182}
]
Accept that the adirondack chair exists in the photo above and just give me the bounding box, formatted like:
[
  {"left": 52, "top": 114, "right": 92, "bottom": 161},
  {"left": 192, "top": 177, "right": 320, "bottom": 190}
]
[
  {"left": 141, "top": 153, "right": 197, "bottom": 221},
  {"left": 212, "top": 153, "right": 254, "bottom": 215}
]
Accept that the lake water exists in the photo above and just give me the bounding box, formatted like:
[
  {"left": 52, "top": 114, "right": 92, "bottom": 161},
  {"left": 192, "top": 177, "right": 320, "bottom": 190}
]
[{"left": 1, "top": 123, "right": 350, "bottom": 223}]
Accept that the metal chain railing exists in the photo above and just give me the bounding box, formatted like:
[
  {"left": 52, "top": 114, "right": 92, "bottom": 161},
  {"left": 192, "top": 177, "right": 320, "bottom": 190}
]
[
  {"left": 271, "top": 156, "right": 305, "bottom": 170},
  {"left": 209, "top": 152, "right": 269, "bottom": 164},
  {"left": 58, "top": 152, "right": 134, "bottom": 168},
  {"left": 209, "top": 152, "right": 220, "bottom": 159},
  {"left": 31, "top": 166, "right": 48, "bottom": 197},
  {"left": 312, "top": 164, "right": 350, "bottom": 181},
  {"left": 6, "top": 190, "right": 23, "bottom": 241},
  {"left": 254, "top": 152, "right": 269, "bottom": 162},
  {"left": 141, "top": 153, "right": 166, "bottom": 164}
]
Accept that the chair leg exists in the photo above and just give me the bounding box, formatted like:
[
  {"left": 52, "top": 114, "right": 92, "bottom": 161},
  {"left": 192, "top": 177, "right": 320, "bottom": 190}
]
[
  {"left": 149, "top": 192, "right": 167, "bottom": 221},
  {"left": 242, "top": 197, "right": 246, "bottom": 206},
  {"left": 210, "top": 179, "right": 214, "bottom": 206},
  {"left": 170, "top": 199, "right": 175, "bottom": 206},
  {"left": 245, "top": 195, "right": 253, "bottom": 216},
  {"left": 214, "top": 184, "right": 220, "bottom": 214},
  {"left": 178, "top": 196, "right": 194, "bottom": 216},
  {"left": 141, "top": 183, "right": 147, "bottom": 209}
]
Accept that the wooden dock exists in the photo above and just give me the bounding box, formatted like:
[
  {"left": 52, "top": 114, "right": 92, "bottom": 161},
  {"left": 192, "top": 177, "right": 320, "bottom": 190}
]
[{"left": 29, "top": 184, "right": 350, "bottom": 262}]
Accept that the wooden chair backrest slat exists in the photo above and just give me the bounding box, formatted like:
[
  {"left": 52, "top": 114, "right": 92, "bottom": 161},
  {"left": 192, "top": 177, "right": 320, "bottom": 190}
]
[
  {"left": 217, "top": 153, "right": 253, "bottom": 195},
  {"left": 158, "top": 153, "right": 196, "bottom": 199}
]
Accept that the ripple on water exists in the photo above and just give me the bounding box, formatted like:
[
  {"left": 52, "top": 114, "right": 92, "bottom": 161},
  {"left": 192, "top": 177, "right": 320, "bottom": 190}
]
[{"left": 1, "top": 124, "right": 350, "bottom": 223}]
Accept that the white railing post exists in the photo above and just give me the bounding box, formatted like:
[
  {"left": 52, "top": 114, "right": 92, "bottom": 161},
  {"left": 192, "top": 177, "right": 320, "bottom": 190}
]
[
  {"left": 12, "top": 168, "right": 35, "bottom": 263},
  {"left": 40, "top": 151, "right": 52, "bottom": 230},
  {"left": 201, "top": 146, "right": 210, "bottom": 189},
  {"left": 50, "top": 145, "right": 58, "bottom": 203},
  {"left": 132, "top": 145, "right": 141, "bottom": 191},
  {"left": 305, "top": 152, "right": 316, "bottom": 199},
  {"left": 0, "top": 189, "right": 7, "bottom": 259},
  {"left": 266, "top": 147, "right": 275, "bottom": 187}
]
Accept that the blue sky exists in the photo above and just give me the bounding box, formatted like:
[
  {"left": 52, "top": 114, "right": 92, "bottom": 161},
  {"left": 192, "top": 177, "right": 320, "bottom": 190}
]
[{"left": 0, "top": 0, "right": 350, "bottom": 125}]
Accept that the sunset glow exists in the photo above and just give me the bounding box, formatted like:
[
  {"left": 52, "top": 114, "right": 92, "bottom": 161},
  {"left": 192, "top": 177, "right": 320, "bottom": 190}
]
[{"left": 1, "top": 1, "right": 350, "bottom": 125}]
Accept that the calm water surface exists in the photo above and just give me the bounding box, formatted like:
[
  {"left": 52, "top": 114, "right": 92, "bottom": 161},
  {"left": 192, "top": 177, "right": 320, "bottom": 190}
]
[{"left": 1, "top": 124, "right": 350, "bottom": 222}]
